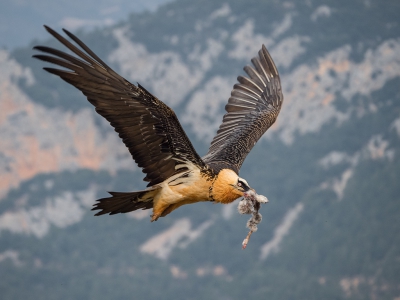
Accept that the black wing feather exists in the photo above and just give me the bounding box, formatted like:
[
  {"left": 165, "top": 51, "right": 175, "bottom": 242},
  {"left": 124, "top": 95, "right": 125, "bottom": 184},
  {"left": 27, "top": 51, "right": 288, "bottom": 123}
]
[
  {"left": 203, "top": 45, "right": 283, "bottom": 174},
  {"left": 33, "top": 26, "right": 205, "bottom": 186}
]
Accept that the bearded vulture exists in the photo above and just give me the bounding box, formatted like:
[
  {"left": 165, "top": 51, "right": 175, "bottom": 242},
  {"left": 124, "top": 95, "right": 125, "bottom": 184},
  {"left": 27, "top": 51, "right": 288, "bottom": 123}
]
[{"left": 33, "top": 26, "right": 283, "bottom": 222}]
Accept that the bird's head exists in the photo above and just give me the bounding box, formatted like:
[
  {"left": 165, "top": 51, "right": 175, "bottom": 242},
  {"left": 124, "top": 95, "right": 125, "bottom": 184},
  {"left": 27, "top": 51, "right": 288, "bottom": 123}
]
[
  {"left": 234, "top": 177, "right": 253, "bottom": 194},
  {"left": 212, "top": 169, "right": 255, "bottom": 203}
]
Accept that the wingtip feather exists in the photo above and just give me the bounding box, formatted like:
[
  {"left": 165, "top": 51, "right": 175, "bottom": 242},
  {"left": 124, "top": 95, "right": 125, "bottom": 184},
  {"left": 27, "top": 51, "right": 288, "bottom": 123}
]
[{"left": 261, "top": 44, "right": 278, "bottom": 76}]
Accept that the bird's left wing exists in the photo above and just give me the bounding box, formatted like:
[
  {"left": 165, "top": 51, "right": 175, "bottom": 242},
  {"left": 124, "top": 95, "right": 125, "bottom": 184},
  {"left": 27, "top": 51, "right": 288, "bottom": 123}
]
[
  {"left": 33, "top": 26, "right": 205, "bottom": 186},
  {"left": 203, "top": 45, "right": 283, "bottom": 174}
]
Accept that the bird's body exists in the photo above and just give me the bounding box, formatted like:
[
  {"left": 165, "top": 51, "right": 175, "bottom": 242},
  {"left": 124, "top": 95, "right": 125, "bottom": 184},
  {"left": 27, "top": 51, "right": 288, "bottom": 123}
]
[
  {"left": 33, "top": 26, "right": 283, "bottom": 221},
  {"left": 153, "top": 168, "right": 243, "bottom": 220},
  {"left": 98, "top": 163, "right": 243, "bottom": 221}
]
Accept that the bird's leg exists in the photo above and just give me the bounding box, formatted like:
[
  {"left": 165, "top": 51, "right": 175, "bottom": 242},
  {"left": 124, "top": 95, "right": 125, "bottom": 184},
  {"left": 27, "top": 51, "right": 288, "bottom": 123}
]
[
  {"left": 151, "top": 199, "right": 171, "bottom": 222},
  {"left": 150, "top": 213, "right": 161, "bottom": 222}
]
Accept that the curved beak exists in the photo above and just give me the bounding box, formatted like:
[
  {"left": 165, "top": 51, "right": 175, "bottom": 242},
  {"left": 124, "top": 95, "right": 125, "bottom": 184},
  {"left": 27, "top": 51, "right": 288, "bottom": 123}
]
[{"left": 243, "top": 188, "right": 255, "bottom": 196}]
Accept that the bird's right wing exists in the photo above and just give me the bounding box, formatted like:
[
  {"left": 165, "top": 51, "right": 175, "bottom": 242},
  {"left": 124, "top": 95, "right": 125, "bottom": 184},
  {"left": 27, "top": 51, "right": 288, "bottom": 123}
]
[
  {"left": 33, "top": 26, "right": 205, "bottom": 187},
  {"left": 203, "top": 45, "right": 283, "bottom": 174}
]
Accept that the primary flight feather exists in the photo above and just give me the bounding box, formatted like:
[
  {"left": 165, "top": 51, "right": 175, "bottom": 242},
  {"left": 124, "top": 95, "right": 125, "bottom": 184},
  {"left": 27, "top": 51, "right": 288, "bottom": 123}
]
[{"left": 33, "top": 26, "right": 283, "bottom": 222}]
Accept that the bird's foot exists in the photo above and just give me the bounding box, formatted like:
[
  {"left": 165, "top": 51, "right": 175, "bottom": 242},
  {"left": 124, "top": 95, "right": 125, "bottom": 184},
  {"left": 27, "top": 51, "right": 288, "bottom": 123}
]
[
  {"left": 150, "top": 213, "right": 160, "bottom": 222},
  {"left": 242, "top": 230, "right": 253, "bottom": 249}
]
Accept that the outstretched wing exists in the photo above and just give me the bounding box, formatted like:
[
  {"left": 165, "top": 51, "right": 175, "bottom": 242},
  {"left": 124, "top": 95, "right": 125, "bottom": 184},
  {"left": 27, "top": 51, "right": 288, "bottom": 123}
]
[
  {"left": 33, "top": 26, "right": 205, "bottom": 186},
  {"left": 203, "top": 45, "right": 283, "bottom": 174}
]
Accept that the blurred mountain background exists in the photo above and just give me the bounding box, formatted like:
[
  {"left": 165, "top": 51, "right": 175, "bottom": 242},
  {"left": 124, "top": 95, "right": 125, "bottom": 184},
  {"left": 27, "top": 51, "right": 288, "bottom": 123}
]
[
  {"left": 0, "top": 0, "right": 173, "bottom": 50},
  {"left": 1, "top": 0, "right": 400, "bottom": 299}
]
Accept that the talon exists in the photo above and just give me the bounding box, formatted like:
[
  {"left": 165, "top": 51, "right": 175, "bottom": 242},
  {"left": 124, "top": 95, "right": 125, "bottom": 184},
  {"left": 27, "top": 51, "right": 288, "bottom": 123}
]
[{"left": 150, "top": 214, "right": 160, "bottom": 222}]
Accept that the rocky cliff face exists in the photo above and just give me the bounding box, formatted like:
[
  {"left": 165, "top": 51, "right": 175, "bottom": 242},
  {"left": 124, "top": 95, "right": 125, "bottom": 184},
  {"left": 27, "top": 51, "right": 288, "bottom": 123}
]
[{"left": 0, "top": 50, "right": 134, "bottom": 200}]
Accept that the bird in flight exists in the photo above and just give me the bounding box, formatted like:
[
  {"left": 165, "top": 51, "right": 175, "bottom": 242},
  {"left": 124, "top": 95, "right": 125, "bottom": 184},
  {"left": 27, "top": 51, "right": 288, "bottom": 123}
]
[{"left": 33, "top": 26, "right": 283, "bottom": 222}]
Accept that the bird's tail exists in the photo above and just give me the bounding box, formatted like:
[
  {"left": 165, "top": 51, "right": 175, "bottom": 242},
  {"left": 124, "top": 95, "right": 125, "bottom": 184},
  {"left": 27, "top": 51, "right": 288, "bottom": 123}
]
[{"left": 92, "top": 188, "right": 160, "bottom": 216}]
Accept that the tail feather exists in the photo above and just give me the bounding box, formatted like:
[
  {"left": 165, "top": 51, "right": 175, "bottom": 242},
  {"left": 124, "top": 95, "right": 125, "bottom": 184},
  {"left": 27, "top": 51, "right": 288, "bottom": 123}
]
[{"left": 92, "top": 189, "right": 159, "bottom": 216}]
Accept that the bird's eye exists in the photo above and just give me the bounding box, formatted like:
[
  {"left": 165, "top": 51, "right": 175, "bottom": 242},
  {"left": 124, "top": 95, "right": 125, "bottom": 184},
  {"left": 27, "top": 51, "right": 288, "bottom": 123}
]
[{"left": 238, "top": 182, "right": 242, "bottom": 187}]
